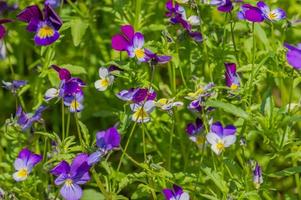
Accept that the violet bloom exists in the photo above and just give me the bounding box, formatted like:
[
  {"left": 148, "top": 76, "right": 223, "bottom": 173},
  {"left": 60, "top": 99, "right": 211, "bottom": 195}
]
[
  {"left": 257, "top": 1, "right": 286, "bottom": 22},
  {"left": 0, "top": 19, "right": 12, "bottom": 39},
  {"left": 16, "top": 106, "right": 47, "bottom": 131},
  {"left": 2, "top": 80, "right": 27, "bottom": 94},
  {"left": 13, "top": 148, "right": 42, "bottom": 182},
  {"left": 50, "top": 154, "right": 90, "bottom": 200},
  {"left": 155, "top": 98, "right": 183, "bottom": 111},
  {"left": 88, "top": 127, "right": 121, "bottom": 165},
  {"left": 237, "top": 4, "right": 264, "bottom": 23},
  {"left": 186, "top": 118, "right": 205, "bottom": 145},
  {"left": 206, "top": 121, "right": 236, "bottom": 155},
  {"left": 17, "top": 4, "right": 62, "bottom": 46},
  {"left": 210, "top": 0, "right": 233, "bottom": 13},
  {"left": 116, "top": 88, "right": 156, "bottom": 103},
  {"left": 224, "top": 63, "right": 240, "bottom": 90},
  {"left": 64, "top": 92, "right": 84, "bottom": 113},
  {"left": 284, "top": 43, "right": 301, "bottom": 70},
  {"left": 253, "top": 162, "right": 263, "bottom": 189},
  {"left": 145, "top": 49, "right": 172, "bottom": 65},
  {"left": 94, "top": 67, "right": 114, "bottom": 91},
  {"left": 162, "top": 184, "right": 190, "bottom": 200}
]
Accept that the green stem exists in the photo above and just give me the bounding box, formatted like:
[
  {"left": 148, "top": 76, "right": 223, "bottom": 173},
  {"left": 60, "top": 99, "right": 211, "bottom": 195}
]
[
  {"left": 74, "top": 112, "right": 84, "bottom": 149},
  {"left": 142, "top": 124, "right": 146, "bottom": 162},
  {"left": 117, "top": 122, "right": 137, "bottom": 171},
  {"left": 249, "top": 22, "right": 256, "bottom": 106},
  {"left": 230, "top": 12, "right": 240, "bottom": 67},
  {"left": 91, "top": 168, "right": 111, "bottom": 199},
  {"left": 134, "top": 0, "right": 142, "bottom": 29},
  {"left": 61, "top": 101, "right": 65, "bottom": 140},
  {"left": 167, "top": 116, "right": 175, "bottom": 170},
  {"left": 66, "top": 112, "right": 71, "bottom": 138}
]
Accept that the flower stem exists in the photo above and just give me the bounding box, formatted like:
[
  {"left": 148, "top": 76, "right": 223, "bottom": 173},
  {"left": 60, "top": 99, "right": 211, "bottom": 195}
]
[
  {"left": 230, "top": 12, "right": 240, "bottom": 67},
  {"left": 134, "top": 0, "right": 142, "bottom": 30},
  {"left": 61, "top": 101, "right": 65, "bottom": 140},
  {"left": 117, "top": 122, "right": 137, "bottom": 171},
  {"left": 66, "top": 112, "right": 71, "bottom": 138},
  {"left": 74, "top": 112, "right": 84, "bottom": 149},
  {"left": 142, "top": 124, "right": 146, "bottom": 162},
  {"left": 249, "top": 22, "right": 256, "bottom": 106},
  {"left": 167, "top": 116, "right": 175, "bottom": 171},
  {"left": 91, "top": 168, "right": 111, "bottom": 199}
]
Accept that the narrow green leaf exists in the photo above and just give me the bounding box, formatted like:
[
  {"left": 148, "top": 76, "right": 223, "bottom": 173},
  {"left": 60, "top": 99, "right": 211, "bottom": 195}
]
[
  {"left": 70, "top": 18, "right": 89, "bottom": 47},
  {"left": 206, "top": 100, "right": 249, "bottom": 119}
]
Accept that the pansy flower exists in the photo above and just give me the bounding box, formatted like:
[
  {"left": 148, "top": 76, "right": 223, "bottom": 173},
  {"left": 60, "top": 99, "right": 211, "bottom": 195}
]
[
  {"left": 50, "top": 154, "right": 90, "bottom": 200},
  {"left": 94, "top": 67, "right": 114, "bottom": 91},
  {"left": 63, "top": 92, "right": 84, "bottom": 113},
  {"left": 16, "top": 105, "right": 47, "bottom": 131},
  {"left": 2, "top": 80, "right": 27, "bottom": 94},
  {"left": 253, "top": 162, "right": 263, "bottom": 189},
  {"left": 144, "top": 49, "right": 172, "bottom": 65},
  {"left": 237, "top": 4, "right": 264, "bottom": 23},
  {"left": 210, "top": 0, "right": 233, "bottom": 13},
  {"left": 127, "top": 32, "right": 148, "bottom": 62},
  {"left": 13, "top": 148, "right": 42, "bottom": 182},
  {"left": 206, "top": 121, "right": 236, "bottom": 155},
  {"left": 186, "top": 118, "right": 205, "bottom": 146},
  {"left": 17, "top": 4, "right": 63, "bottom": 46},
  {"left": 116, "top": 88, "right": 156, "bottom": 103},
  {"left": 130, "top": 100, "right": 155, "bottom": 123},
  {"left": 88, "top": 127, "right": 121, "bottom": 165},
  {"left": 257, "top": 1, "right": 286, "bottom": 22},
  {"left": 162, "top": 184, "right": 190, "bottom": 200},
  {"left": 155, "top": 98, "right": 183, "bottom": 111},
  {"left": 284, "top": 43, "right": 301, "bottom": 70},
  {"left": 224, "top": 63, "right": 240, "bottom": 90},
  {"left": 0, "top": 19, "right": 12, "bottom": 39}
]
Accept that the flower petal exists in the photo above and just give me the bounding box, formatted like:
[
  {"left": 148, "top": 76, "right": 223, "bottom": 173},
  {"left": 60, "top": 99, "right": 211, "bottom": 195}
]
[{"left": 60, "top": 183, "right": 82, "bottom": 200}]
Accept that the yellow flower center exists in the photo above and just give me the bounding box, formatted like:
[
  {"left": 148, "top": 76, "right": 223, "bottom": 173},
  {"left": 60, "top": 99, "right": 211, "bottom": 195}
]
[
  {"left": 157, "top": 98, "right": 168, "bottom": 106},
  {"left": 100, "top": 79, "right": 109, "bottom": 87},
  {"left": 65, "top": 178, "right": 73, "bottom": 187},
  {"left": 188, "top": 88, "right": 204, "bottom": 99},
  {"left": 268, "top": 12, "right": 277, "bottom": 20},
  {"left": 216, "top": 140, "right": 225, "bottom": 151},
  {"left": 37, "top": 25, "right": 55, "bottom": 38},
  {"left": 230, "top": 83, "right": 238, "bottom": 90},
  {"left": 134, "top": 48, "right": 145, "bottom": 59},
  {"left": 133, "top": 107, "right": 148, "bottom": 121},
  {"left": 70, "top": 100, "right": 80, "bottom": 110},
  {"left": 17, "top": 168, "right": 28, "bottom": 179},
  {"left": 196, "top": 136, "right": 205, "bottom": 145}
]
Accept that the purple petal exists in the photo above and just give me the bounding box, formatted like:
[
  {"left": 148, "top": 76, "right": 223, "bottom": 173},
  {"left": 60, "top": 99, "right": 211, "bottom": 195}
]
[
  {"left": 189, "top": 31, "right": 203, "bottom": 43},
  {"left": 111, "top": 34, "right": 130, "bottom": 51},
  {"left": 157, "top": 55, "right": 172, "bottom": 64},
  {"left": 52, "top": 65, "right": 71, "bottom": 80},
  {"left": 0, "top": 25, "right": 5, "bottom": 39},
  {"left": 173, "top": 184, "right": 183, "bottom": 196},
  {"left": 70, "top": 153, "right": 89, "bottom": 177},
  {"left": 34, "top": 27, "right": 60, "bottom": 46},
  {"left": 186, "top": 123, "right": 195, "bottom": 135},
  {"left": 257, "top": 1, "right": 269, "bottom": 14},
  {"left": 105, "top": 127, "right": 121, "bottom": 149},
  {"left": 87, "top": 151, "right": 102, "bottom": 166},
  {"left": 54, "top": 173, "right": 68, "bottom": 185},
  {"left": 286, "top": 48, "right": 301, "bottom": 70},
  {"left": 218, "top": 0, "right": 233, "bottom": 13},
  {"left": 210, "top": 122, "right": 223, "bottom": 137},
  {"left": 27, "top": 153, "right": 42, "bottom": 167},
  {"left": 17, "top": 5, "right": 42, "bottom": 23},
  {"left": 18, "top": 148, "right": 31, "bottom": 160},
  {"left": 44, "top": 4, "right": 63, "bottom": 30},
  {"left": 50, "top": 161, "right": 70, "bottom": 176},
  {"left": 120, "top": 24, "right": 135, "bottom": 42},
  {"left": 162, "top": 189, "right": 174, "bottom": 200},
  {"left": 223, "top": 125, "right": 236, "bottom": 136},
  {"left": 133, "top": 32, "right": 144, "bottom": 49},
  {"left": 245, "top": 8, "right": 264, "bottom": 22},
  {"left": 60, "top": 183, "right": 82, "bottom": 200}
]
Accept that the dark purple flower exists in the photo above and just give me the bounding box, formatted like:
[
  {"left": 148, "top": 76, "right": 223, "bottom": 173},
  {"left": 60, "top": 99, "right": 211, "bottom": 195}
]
[
  {"left": 17, "top": 4, "right": 63, "bottom": 46},
  {"left": 206, "top": 121, "right": 236, "bottom": 155},
  {"left": 16, "top": 105, "right": 47, "bottom": 131},
  {"left": 284, "top": 43, "right": 301, "bottom": 70},
  {"left": 162, "top": 184, "right": 190, "bottom": 200},
  {"left": 210, "top": 0, "right": 233, "bottom": 13},
  {"left": 186, "top": 118, "right": 203, "bottom": 136},
  {"left": 88, "top": 127, "right": 121, "bottom": 165},
  {"left": 52, "top": 65, "right": 71, "bottom": 80},
  {"left": 144, "top": 49, "right": 172, "bottom": 65},
  {"left": 13, "top": 148, "right": 42, "bottom": 181},
  {"left": 50, "top": 154, "right": 90, "bottom": 200},
  {"left": 224, "top": 63, "right": 240, "bottom": 90},
  {"left": 116, "top": 88, "right": 156, "bottom": 103},
  {"left": 237, "top": 4, "right": 264, "bottom": 23},
  {"left": 253, "top": 162, "right": 263, "bottom": 189},
  {"left": 2, "top": 80, "right": 27, "bottom": 94},
  {"left": 0, "top": 19, "right": 12, "bottom": 39},
  {"left": 257, "top": 1, "right": 286, "bottom": 22}
]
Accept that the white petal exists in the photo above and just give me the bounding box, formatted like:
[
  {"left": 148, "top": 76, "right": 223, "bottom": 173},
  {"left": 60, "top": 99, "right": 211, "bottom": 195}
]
[
  {"left": 179, "top": 192, "right": 190, "bottom": 200},
  {"left": 223, "top": 135, "right": 236, "bottom": 147},
  {"left": 211, "top": 144, "right": 221, "bottom": 155},
  {"left": 44, "top": 88, "right": 59, "bottom": 101},
  {"left": 206, "top": 132, "right": 219, "bottom": 145},
  {"left": 188, "top": 16, "right": 200, "bottom": 26},
  {"left": 94, "top": 79, "right": 108, "bottom": 91},
  {"left": 98, "top": 67, "right": 109, "bottom": 79}
]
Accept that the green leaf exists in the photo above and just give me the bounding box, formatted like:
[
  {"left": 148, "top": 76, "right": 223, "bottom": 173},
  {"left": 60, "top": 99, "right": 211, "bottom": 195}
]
[
  {"left": 206, "top": 100, "right": 249, "bottom": 119},
  {"left": 70, "top": 18, "right": 89, "bottom": 47},
  {"left": 78, "top": 120, "right": 90, "bottom": 146},
  {"left": 60, "top": 64, "right": 87, "bottom": 75},
  {"left": 254, "top": 23, "right": 270, "bottom": 49},
  {"left": 82, "top": 189, "right": 105, "bottom": 200},
  {"left": 268, "top": 166, "right": 301, "bottom": 178}
]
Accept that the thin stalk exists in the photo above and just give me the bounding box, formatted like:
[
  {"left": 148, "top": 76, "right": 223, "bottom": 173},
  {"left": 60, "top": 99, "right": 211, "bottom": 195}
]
[
  {"left": 134, "top": 0, "right": 142, "bottom": 29},
  {"left": 91, "top": 168, "right": 111, "bottom": 199},
  {"left": 66, "top": 112, "right": 71, "bottom": 138},
  {"left": 167, "top": 115, "right": 175, "bottom": 170},
  {"left": 117, "top": 122, "right": 137, "bottom": 171},
  {"left": 249, "top": 22, "right": 256, "bottom": 106},
  {"left": 74, "top": 112, "right": 84, "bottom": 149},
  {"left": 230, "top": 12, "right": 240, "bottom": 67},
  {"left": 142, "top": 124, "right": 146, "bottom": 162},
  {"left": 61, "top": 101, "right": 65, "bottom": 140}
]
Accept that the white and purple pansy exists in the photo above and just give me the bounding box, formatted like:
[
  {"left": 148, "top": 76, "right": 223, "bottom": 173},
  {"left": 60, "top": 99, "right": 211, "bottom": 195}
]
[
  {"left": 16, "top": 105, "right": 47, "bottom": 131},
  {"left": 88, "top": 126, "right": 121, "bottom": 166},
  {"left": 94, "top": 67, "right": 114, "bottom": 91},
  {"left": 2, "top": 80, "right": 27, "bottom": 94},
  {"left": 63, "top": 92, "right": 84, "bottom": 113},
  {"left": 155, "top": 98, "right": 183, "bottom": 111},
  {"left": 17, "top": 4, "right": 62, "bottom": 46},
  {"left": 224, "top": 62, "right": 240, "bottom": 90},
  {"left": 162, "top": 184, "right": 190, "bottom": 200},
  {"left": 206, "top": 121, "right": 236, "bottom": 155},
  {"left": 130, "top": 100, "right": 155, "bottom": 123},
  {"left": 50, "top": 154, "right": 90, "bottom": 200},
  {"left": 186, "top": 117, "right": 205, "bottom": 145},
  {"left": 257, "top": 1, "right": 286, "bottom": 22},
  {"left": 253, "top": 162, "right": 263, "bottom": 189},
  {"left": 13, "top": 148, "right": 42, "bottom": 182},
  {"left": 127, "top": 32, "right": 147, "bottom": 62}
]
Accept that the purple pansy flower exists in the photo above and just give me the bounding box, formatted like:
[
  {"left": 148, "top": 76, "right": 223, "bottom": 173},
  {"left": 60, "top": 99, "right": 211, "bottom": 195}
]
[
  {"left": 237, "top": 4, "right": 264, "bottom": 23},
  {"left": 17, "top": 4, "right": 63, "bottom": 46},
  {"left": 257, "top": 1, "right": 286, "bottom": 22},
  {"left": 116, "top": 88, "right": 156, "bottom": 103},
  {"left": 144, "top": 49, "right": 172, "bottom": 65},
  {"left": 50, "top": 154, "right": 90, "bottom": 200},
  {"left": 0, "top": 19, "right": 12, "bottom": 39},
  {"left": 253, "top": 162, "right": 263, "bottom": 189},
  {"left": 16, "top": 105, "right": 47, "bottom": 131},
  {"left": 206, "top": 121, "right": 236, "bottom": 155},
  {"left": 155, "top": 98, "right": 183, "bottom": 111},
  {"left": 284, "top": 43, "right": 301, "bottom": 70},
  {"left": 162, "top": 184, "right": 190, "bottom": 200},
  {"left": 2, "top": 80, "right": 27, "bottom": 94},
  {"left": 224, "top": 63, "right": 240, "bottom": 90},
  {"left": 13, "top": 148, "right": 42, "bottom": 182},
  {"left": 210, "top": 0, "right": 233, "bottom": 13},
  {"left": 63, "top": 92, "right": 84, "bottom": 113},
  {"left": 88, "top": 127, "right": 121, "bottom": 165},
  {"left": 186, "top": 118, "right": 205, "bottom": 145}
]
